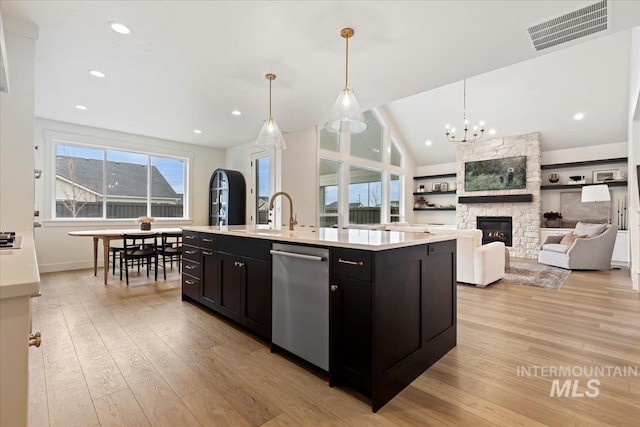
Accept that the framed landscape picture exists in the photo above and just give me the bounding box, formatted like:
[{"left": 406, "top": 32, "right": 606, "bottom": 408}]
[{"left": 464, "top": 156, "right": 527, "bottom": 191}]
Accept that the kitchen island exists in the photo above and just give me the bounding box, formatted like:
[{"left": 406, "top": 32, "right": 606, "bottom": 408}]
[{"left": 181, "top": 225, "right": 457, "bottom": 412}]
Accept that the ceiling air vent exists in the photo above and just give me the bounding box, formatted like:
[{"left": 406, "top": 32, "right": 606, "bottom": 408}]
[{"left": 527, "top": 0, "right": 608, "bottom": 51}]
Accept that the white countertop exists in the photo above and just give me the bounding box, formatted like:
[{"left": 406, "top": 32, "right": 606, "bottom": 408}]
[
  {"left": 0, "top": 231, "right": 40, "bottom": 299},
  {"left": 183, "top": 225, "right": 455, "bottom": 251}
]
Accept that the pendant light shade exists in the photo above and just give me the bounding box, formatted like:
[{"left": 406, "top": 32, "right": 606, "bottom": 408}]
[
  {"left": 324, "top": 28, "right": 367, "bottom": 134},
  {"left": 256, "top": 73, "right": 286, "bottom": 150}
]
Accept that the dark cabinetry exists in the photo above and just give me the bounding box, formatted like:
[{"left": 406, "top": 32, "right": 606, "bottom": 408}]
[
  {"left": 329, "top": 240, "right": 457, "bottom": 412},
  {"left": 181, "top": 231, "right": 271, "bottom": 340},
  {"left": 209, "top": 168, "right": 246, "bottom": 226}
]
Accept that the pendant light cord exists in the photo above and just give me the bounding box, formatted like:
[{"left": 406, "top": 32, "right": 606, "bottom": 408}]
[
  {"left": 463, "top": 79, "right": 467, "bottom": 123},
  {"left": 269, "top": 77, "right": 272, "bottom": 120},
  {"left": 345, "top": 34, "right": 349, "bottom": 89}
]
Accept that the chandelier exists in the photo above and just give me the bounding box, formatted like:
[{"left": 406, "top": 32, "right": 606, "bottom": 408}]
[
  {"left": 445, "top": 79, "right": 485, "bottom": 143},
  {"left": 324, "top": 27, "right": 368, "bottom": 134},
  {"left": 256, "top": 73, "right": 286, "bottom": 150}
]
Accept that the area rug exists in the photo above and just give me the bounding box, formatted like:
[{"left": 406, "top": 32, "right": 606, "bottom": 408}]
[{"left": 500, "top": 261, "right": 571, "bottom": 289}]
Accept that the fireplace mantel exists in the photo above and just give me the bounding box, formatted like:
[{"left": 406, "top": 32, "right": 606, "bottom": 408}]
[{"left": 458, "top": 194, "right": 533, "bottom": 204}]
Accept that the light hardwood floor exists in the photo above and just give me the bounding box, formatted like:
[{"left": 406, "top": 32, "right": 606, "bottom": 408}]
[{"left": 29, "top": 261, "right": 640, "bottom": 426}]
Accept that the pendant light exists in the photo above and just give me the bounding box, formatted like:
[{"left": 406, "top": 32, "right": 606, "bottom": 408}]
[
  {"left": 256, "top": 73, "right": 286, "bottom": 150},
  {"left": 324, "top": 27, "right": 368, "bottom": 134},
  {"left": 445, "top": 79, "right": 485, "bottom": 143}
]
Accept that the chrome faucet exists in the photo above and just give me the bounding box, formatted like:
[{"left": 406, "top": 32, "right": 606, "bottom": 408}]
[{"left": 269, "top": 191, "right": 298, "bottom": 231}]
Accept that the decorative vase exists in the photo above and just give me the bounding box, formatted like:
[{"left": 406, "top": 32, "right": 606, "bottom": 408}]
[
  {"left": 140, "top": 223, "right": 151, "bottom": 231},
  {"left": 548, "top": 173, "right": 559, "bottom": 184},
  {"left": 545, "top": 219, "right": 562, "bottom": 228}
]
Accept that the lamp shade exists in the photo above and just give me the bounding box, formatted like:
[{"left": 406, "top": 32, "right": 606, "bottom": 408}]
[
  {"left": 324, "top": 88, "right": 368, "bottom": 133},
  {"left": 581, "top": 184, "right": 610, "bottom": 202},
  {"left": 256, "top": 118, "right": 286, "bottom": 150}
]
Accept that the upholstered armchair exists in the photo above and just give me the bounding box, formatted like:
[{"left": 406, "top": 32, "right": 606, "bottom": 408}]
[
  {"left": 538, "top": 223, "right": 618, "bottom": 270},
  {"left": 385, "top": 226, "right": 505, "bottom": 287}
]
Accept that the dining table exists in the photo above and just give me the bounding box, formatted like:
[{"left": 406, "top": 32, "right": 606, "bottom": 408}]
[{"left": 68, "top": 228, "right": 182, "bottom": 285}]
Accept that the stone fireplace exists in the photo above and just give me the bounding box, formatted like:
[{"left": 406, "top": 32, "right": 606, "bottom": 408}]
[
  {"left": 456, "top": 132, "right": 542, "bottom": 258},
  {"left": 477, "top": 216, "right": 513, "bottom": 246}
]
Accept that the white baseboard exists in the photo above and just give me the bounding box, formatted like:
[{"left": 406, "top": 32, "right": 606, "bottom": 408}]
[{"left": 38, "top": 260, "right": 97, "bottom": 273}]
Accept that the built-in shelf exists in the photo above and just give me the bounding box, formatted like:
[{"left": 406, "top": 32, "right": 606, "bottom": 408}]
[
  {"left": 541, "top": 181, "right": 627, "bottom": 190},
  {"left": 541, "top": 157, "right": 627, "bottom": 170},
  {"left": 414, "top": 173, "right": 456, "bottom": 180},
  {"left": 413, "top": 190, "right": 456, "bottom": 195},
  {"left": 458, "top": 194, "right": 533, "bottom": 204},
  {"left": 413, "top": 208, "right": 456, "bottom": 211}
]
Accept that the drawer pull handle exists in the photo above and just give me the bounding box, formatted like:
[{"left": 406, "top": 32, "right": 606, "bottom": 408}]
[
  {"left": 185, "top": 280, "right": 196, "bottom": 285},
  {"left": 234, "top": 261, "right": 245, "bottom": 268},
  {"left": 330, "top": 284, "right": 338, "bottom": 292},
  {"left": 29, "top": 332, "right": 41, "bottom": 347},
  {"left": 202, "top": 238, "right": 214, "bottom": 242},
  {"left": 185, "top": 250, "right": 196, "bottom": 255},
  {"left": 202, "top": 251, "right": 214, "bottom": 256},
  {"left": 185, "top": 235, "right": 196, "bottom": 240},
  {"left": 338, "top": 258, "right": 364, "bottom": 266},
  {"left": 185, "top": 265, "right": 196, "bottom": 270}
]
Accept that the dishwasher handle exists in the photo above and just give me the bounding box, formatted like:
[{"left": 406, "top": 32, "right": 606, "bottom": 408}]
[{"left": 270, "top": 249, "right": 326, "bottom": 262}]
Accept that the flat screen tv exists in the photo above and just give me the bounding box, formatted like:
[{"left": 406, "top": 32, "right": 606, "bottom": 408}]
[{"left": 465, "top": 156, "right": 527, "bottom": 191}]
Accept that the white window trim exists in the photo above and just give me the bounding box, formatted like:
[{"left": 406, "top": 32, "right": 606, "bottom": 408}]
[
  {"left": 43, "top": 130, "right": 193, "bottom": 226},
  {"left": 318, "top": 107, "right": 406, "bottom": 227}
]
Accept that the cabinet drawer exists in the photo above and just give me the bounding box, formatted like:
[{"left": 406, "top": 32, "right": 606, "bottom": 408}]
[
  {"left": 183, "top": 246, "right": 201, "bottom": 262},
  {"left": 331, "top": 248, "right": 372, "bottom": 282},
  {"left": 200, "top": 234, "right": 218, "bottom": 251},
  {"left": 182, "top": 274, "right": 200, "bottom": 300},
  {"left": 183, "top": 231, "right": 201, "bottom": 246},
  {"left": 182, "top": 259, "right": 201, "bottom": 277}
]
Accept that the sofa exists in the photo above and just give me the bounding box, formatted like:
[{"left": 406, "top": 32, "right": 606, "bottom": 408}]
[
  {"left": 385, "top": 225, "right": 506, "bottom": 287},
  {"left": 538, "top": 222, "right": 617, "bottom": 270}
]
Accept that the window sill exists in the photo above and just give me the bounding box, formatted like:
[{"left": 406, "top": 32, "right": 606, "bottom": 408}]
[{"left": 43, "top": 218, "right": 194, "bottom": 228}]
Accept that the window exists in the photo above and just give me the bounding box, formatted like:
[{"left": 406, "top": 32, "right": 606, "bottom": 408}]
[
  {"left": 54, "top": 143, "right": 187, "bottom": 220},
  {"left": 319, "top": 159, "right": 340, "bottom": 227},
  {"left": 390, "top": 173, "right": 401, "bottom": 222},
  {"left": 349, "top": 166, "right": 381, "bottom": 224},
  {"left": 319, "top": 128, "right": 339, "bottom": 152},
  {"left": 350, "top": 111, "right": 382, "bottom": 162},
  {"left": 318, "top": 109, "right": 404, "bottom": 227},
  {"left": 252, "top": 153, "right": 272, "bottom": 225}
]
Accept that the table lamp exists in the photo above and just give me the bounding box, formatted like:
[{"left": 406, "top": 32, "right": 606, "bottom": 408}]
[{"left": 581, "top": 184, "right": 611, "bottom": 223}]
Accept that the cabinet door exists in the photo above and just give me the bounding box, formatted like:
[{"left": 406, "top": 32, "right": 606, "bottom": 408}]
[
  {"left": 200, "top": 249, "right": 219, "bottom": 309},
  {"left": 217, "top": 253, "right": 242, "bottom": 322},
  {"left": 241, "top": 257, "right": 271, "bottom": 339},
  {"left": 329, "top": 275, "right": 372, "bottom": 395},
  {"left": 422, "top": 241, "right": 456, "bottom": 343}
]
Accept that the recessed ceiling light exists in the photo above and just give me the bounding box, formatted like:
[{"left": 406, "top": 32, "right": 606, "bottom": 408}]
[
  {"left": 425, "top": 140, "right": 432, "bottom": 146},
  {"left": 109, "top": 22, "right": 131, "bottom": 35},
  {"left": 193, "top": 129, "right": 202, "bottom": 134},
  {"left": 489, "top": 129, "right": 497, "bottom": 135},
  {"left": 75, "top": 105, "right": 88, "bottom": 110},
  {"left": 574, "top": 112, "right": 584, "bottom": 120},
  {"left": 231, "top": 110, "right": 242, "bottom": 116},
  {"left": 89, "top": 69, "right": 106, "bottom": 78}
]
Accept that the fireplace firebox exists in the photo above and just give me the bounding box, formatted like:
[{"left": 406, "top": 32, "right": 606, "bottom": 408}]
[{"left": 477, "top": 216, "right": 513, "bottom": 247}]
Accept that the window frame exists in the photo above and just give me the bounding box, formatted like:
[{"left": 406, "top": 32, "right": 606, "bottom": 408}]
[
  {"left": 44, "top": 130, "right": 192, "bottom": 225},
  {"left": 318, "top": 108, "right": 405, "bottom": 228}
]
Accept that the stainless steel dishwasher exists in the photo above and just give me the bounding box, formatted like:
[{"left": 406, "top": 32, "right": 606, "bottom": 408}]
[{"left": 271, "top": 243, "right": 329, "bottom": 370}]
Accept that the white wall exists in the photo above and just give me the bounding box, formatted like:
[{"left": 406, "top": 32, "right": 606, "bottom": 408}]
[
  {"left": 34, "top": 118, "right": 224, "bottom": 273},
  {"left": 0, "top": 20, "right": 37, "bottom": 232},
  {"left": 628, "top": 26, "right": 640, "bottom": 291},
  {"left": 281, "top": 127, "right": 318, "bottom": 228},
  {"left": 226, "top": 128, "right": 318, "bottom": 229}
]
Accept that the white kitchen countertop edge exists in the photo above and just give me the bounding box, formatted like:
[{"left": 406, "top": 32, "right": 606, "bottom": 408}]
[
  {"left": 183, "top": 226, "right": 456, "bottom": 251},
  {"left": 0, "top": 231, "right": 40, "bottom": 299}
]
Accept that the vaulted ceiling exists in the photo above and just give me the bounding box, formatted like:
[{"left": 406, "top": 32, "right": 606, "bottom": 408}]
[{"left": 2, "top": 1, "right": 639, "bottom": 165}]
